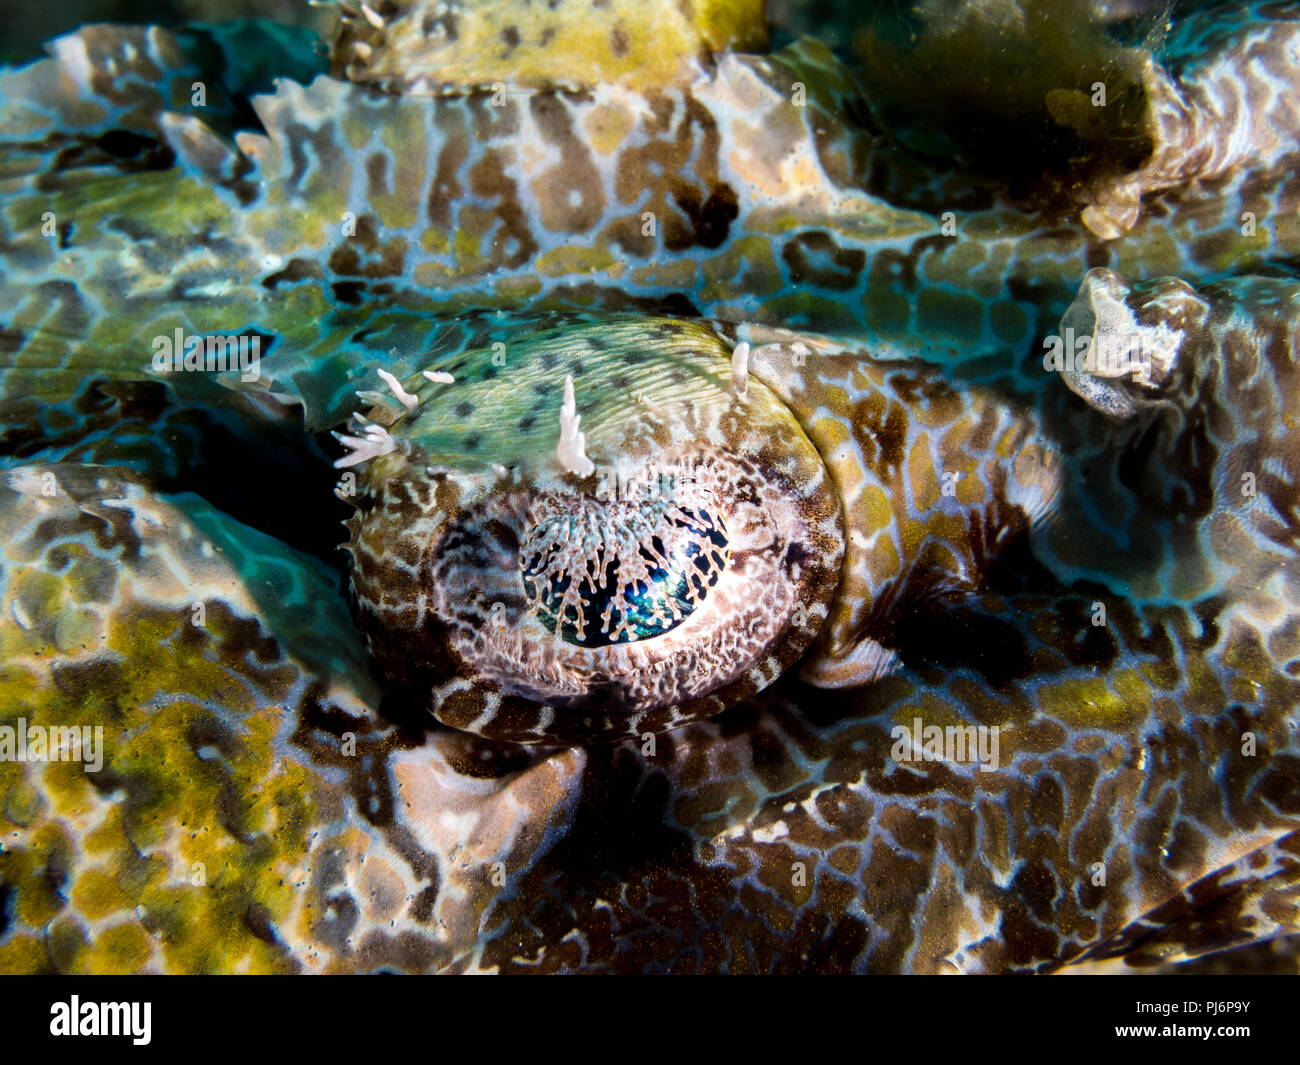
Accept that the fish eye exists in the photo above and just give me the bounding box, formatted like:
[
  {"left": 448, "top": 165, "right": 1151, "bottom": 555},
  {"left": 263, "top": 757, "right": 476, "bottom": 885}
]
[
  {"left": 341, "top": 320, "right": 844, "bottom": 744},
  {"left": 518, "top": 488, "right": 729, "bottom": 648}
]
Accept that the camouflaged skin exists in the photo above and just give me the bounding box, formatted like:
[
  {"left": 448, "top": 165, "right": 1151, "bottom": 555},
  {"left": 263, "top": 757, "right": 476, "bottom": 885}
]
[
  {"left": 1040, "top": 270, "right": 1300, "bottom": 618},
  {"left": 1080, "top": 1, "right": 1300, "bottom": 238},
  {"left": 0, "top": 1, "right": 1299, "bottom": 973},
  {"left": 5, "top": 3, "right": 1300, "bottom": 421},
  {"left": 330, "top": 0, "right": 769, "bottom": 94},
  {"left": 3, "top": 303, "right": 1297, "bottom": 971},
  {"left": 0, "top": 462, "right": 381, "bottom": 972}
]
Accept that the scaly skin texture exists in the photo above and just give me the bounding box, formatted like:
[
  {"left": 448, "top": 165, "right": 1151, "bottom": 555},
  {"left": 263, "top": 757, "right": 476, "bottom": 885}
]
[
  {"left": 5, "top": 5, "right": 1300, "bottom": 417},
  {"left": 1040, "top": 269, "right": 1300, "bottom": 618},
  {"left": 0, "top": 1, "right": 1298, "bottom": 971},
  {"left": 4, "top": 308, "right": 1296, "bottom": 970}
]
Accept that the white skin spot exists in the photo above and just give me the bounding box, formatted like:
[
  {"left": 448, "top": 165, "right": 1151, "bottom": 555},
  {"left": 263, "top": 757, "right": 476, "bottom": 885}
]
[
  {"left": 52, "top": 35, "right": 92, "bottom": 93},
  {"left": 11, "top": 597, "right": 33, "bottom": 630}
]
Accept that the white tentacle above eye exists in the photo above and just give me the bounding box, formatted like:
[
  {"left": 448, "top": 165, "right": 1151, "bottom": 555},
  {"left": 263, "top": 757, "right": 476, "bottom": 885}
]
[
  {"left": 557, "top": 375, "right": 595, "bottom": 476},
  {"left": 730, "top": 341, "right": 750, "bottom": 399},
  {"left": 332, "top": 421, "right": 397, "bottom": 468},
  {"left": 376, "top": 368, "right": 420, "bottom": 410}
]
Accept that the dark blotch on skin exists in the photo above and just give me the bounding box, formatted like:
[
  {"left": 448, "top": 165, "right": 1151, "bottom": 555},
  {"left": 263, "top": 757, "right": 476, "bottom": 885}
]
[
  {"left": 51, "top": 658, "right": 127, "bottom": 705},
  {"left": 409, "top": 884, "right": 440, "bottom": 923},
  {"left": 783, "top": 541, "right": 813, "bottom": 574},
  {"left": 327, "top": 214, "right": 408, "bottom": 279},
  {"left": 97, "top": 129, "right": 173, "bottom": 170},
  {"left": 528, "top": 94, "right": 606, "bottom": 233},
  {"left": 548, "top": 284, "right": 700, "bottom": 318},
  {"left": 263, "top": 258, "right": 325, "bottom": 289},
  {"left": 245, "top": 903, "right": 278, "bottom": 945},
  {"left": 781, "top": 231, "right": 867, "bottom": 291},
  {"left": 462, "top": 142, "right": 540, "bottom": 268},
  {"left": 0, "top": 327, "right": 24, "bottom": 354},
  {"left": 670, "top": 182, "right": 738, "bottom": 251}
]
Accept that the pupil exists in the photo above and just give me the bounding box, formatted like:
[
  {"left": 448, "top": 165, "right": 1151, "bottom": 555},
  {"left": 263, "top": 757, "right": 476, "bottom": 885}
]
[{"left": 520, "top": 500, "right": 729, "bottom": 648}]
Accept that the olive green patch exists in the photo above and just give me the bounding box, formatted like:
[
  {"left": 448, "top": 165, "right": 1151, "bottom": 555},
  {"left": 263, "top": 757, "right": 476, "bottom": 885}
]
[{"left": 915, "top": 289, "right": 984, "bottom": 348}]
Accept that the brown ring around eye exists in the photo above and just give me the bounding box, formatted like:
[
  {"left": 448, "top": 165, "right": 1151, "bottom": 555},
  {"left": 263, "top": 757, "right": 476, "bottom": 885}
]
[{"left": 349, "top": 440, "right": 844, "bottom": 744}]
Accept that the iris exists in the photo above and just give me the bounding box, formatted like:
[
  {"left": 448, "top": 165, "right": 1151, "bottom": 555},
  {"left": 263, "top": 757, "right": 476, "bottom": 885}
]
[{"left": 521, "top": 501, "right": 729, "bottom": 647}]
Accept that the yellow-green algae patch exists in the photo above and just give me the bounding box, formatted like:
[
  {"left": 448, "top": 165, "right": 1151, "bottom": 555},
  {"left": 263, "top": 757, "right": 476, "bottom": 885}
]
[
  {"left": 0, "top": 466, "right": 378, "bottom": 972},
  {"left": 1038, "top": 675, "right": 1149, "bottom": 732},
  {"left": 535, "top": 245, "right": 619, "bottom": 277}
]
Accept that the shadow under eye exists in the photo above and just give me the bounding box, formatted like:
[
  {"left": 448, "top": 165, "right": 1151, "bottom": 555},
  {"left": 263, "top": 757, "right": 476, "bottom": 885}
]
[{"left": 889, "top": 597, "right": 1041, "bottom": 689}]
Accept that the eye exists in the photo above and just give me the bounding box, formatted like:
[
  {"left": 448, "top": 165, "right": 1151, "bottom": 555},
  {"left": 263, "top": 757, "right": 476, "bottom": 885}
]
[
  {"left": 520, "top": 493, "right": 729, "bottom": 647},
  {"left": 341, "top": 318, "right": 844, "bottom": 744}
]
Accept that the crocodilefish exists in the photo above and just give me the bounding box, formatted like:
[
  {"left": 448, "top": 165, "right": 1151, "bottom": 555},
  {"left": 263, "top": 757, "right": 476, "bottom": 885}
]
[{"left": 0, "top": 0, "right": 1297, "bottom": 973}]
